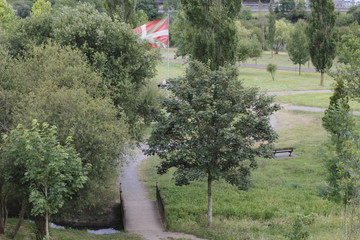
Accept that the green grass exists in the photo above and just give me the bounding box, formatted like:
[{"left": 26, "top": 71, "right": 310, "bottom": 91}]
[
  {"left": 152, "top": 60, "right": 333, "bottom": 91},
  {"left": 0, "top": 218, "right": 143, "bottom": 240},
  {"left": 138, "top": 110, "right": 352, "bottom": 240},
  {"left": 240, "top": 67, "right": 333, "bottom": 91},
  {"left": 275, "top": 92, "right": 360, "bottom": 111}
]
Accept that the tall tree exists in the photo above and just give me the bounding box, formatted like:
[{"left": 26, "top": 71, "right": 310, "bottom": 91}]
[
  {"left": 176, "top": 0, "right": 242, "bottom": 70},
  {"left": 307, "top": 0, "right": 337, "bottom": 86},
  {"left": 287, "top": 20, "right": 309, "bottom": 75},
  {"left": 146, "top": 62, "right": 279, "bottom": 227},
  {"left": 102, "top": 0, "right": 136, "bottom": 24},
  {"left": 267, "top": 0, "right": 276, "bottom": 55}
]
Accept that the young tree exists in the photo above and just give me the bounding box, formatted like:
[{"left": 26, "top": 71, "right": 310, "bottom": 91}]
[
  {"left": 287, "top": 20, "right": 309, "bottom": 75},
  {"left": 307, "top": 0, "right": 337, "bottom": 86},
  {"left": 267, "top": 0, "right": 276, "bottom": 55},
  {"left": 175, "top": 0, "right": 242, "bottom": 70},
  {"left": 146, "top": 62, "right": 279, "bottom": 227},
  {"left": 2, "top": 120, "right": 89, "bottom": 239},
  {"left": 273, "top": 19, "right": 292, "bottom": 54},
  {"left": 267, "top": 63, "right": 277, "bottom": 80}
]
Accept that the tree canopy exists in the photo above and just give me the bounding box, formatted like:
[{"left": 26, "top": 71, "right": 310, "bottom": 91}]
[
  {"left": 307, "top": 0, "right": 337, "bottom": 86},
  {"left": 287, "top": 20, "right": 309, "bottom": 75},
  {"left": 146, "top": 61, "right": 279, "bottom": 227},
  {"left": 5, "top": 3, "right": 161, "bottom": 137},
  {"left": 174, "top": 0, "right": 242, "bottom": 70}
]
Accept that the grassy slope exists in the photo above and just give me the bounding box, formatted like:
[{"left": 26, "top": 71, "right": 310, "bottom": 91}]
[
  {"left": 139, "top": 110, "right": 347, "bottom": 240},
  {"left": 0, "top": 218, "right": 143, "bottom": 240}
]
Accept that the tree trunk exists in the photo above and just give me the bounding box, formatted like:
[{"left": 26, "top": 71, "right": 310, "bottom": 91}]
[
  {"left": 320, "top": 71, "right": 324, "bottom": 86},
  {"left": 299, "top": 64, "right": 301, "bottom": 75},
  {"left": 8, "top": 198, "right": 27, "bottom": 239},
  {"left": 207, "top": 172, "right": 212, "bottom": 228},
  {"left": 35, "top": 217, "right": 46, "bottom": 240},
  {"left": 0, "top": 195, "right": 5, "bottom": 234},
  {"left": 45, "top": 211, "right": 49, "bottom": 239},
  {"left": 45, "top": 186, "right": 49, "bottom": 239}
]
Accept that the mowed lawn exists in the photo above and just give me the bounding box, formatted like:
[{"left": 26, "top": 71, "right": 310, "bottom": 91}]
[
  {"left": 139, "top": 110, "right": 349, "bottom": 240},
  {"left": 275, "top": 92, "right": 360, "bottom": 111},
  {"left": 152, "top": 60, "right": 333, "bottom": 91}
]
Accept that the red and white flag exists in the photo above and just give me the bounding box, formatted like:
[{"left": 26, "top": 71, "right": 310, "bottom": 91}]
[{"left": 133, "top": 17, "right": 169, "bottom": 48}]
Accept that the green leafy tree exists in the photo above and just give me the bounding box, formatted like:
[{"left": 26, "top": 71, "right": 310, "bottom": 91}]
[
  {"left": 239, "top": 7, "right": 252, "bottom": 20},
  {"left": 0, "top": 43, "right": 130, "bottom": 214},
  {"left": 163, "top": 0, "right": 181, "bottom": 11},
  {"left": 146, "top": 62, "right": 279, "bottom": 227},
  {"left": 175, "top": 0, "right": 242, "bottom": 70},
  {"left": 287, "top": 20, "right": 309, "bottom": 75},
  {"left": 2, "top": 120, "right": 89, "bottom": 240},
  {"left": 236, "top": 21, "right": 262, "bottom": 62},
  {"left": 31, "top": 0, "right": 52, "bottom": 17},
  {"left": 267, "top": 63, "right": 277, "bottom": 80},
  {"left": 267, "top": 0, "right": 276, "bottom": 55},
  {"left": 307, "top": 0, "right": 337, "bottom": 86},
  {"left": 0, "top": 0, "right": 16, "bottom": 33},
  {"left": 348, "top": 5, "right": 360, "bottom": 24},
  {"left": 6, "top": 4, "right": 160, "bottom": 138},
  {"left": 136, "top": 0, "right": 158, "bottom": 20},
  {"left": 273, "top": 19, "right": 292, "bottom": 54},
  {"left": 102, "top": 0, "right": 136, "bottom": 25},
  {"left": 336, "top": 31, "right": 360, "bottom": 101}
]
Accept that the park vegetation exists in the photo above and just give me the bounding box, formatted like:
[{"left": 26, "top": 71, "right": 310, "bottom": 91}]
[{"left": 1, "top": 0, "right": 360, "bottom": 238}]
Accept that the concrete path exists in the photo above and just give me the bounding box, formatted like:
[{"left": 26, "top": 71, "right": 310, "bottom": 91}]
[{"left": 121, "top": 147, "right": 206, "bottom": 240}]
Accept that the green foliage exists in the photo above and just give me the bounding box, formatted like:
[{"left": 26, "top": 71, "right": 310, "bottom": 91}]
[
  {"left": 31, "top": 0, "right": 51, "bottom": 16},
  {"left": 267, "top": 1, "right": 276, "bottom": 53},
  {"left": 287, "top": 20, "right": 309, "bottom": 75},
  {"left": 273, "top": 19, "right": 293, "bottom": 54},
  {"left": 174, "top": 0, "right": 242, "bottom": 70},
  {"left": 2, "top": 120, "right": 89, "bottom": 238},
  {"left": 102, "top": 0, "right": 136, "bottom": 25},
  {"left": 236, "top": 21, "right": 262, "bottom": 62},
  {"left": 3, "top": 120, "right": 89, "bottom": 215},
  {"left": 266, "top": 63, "right": 277, "bottom": 80},
  {"left": 335, "top": 13, "right": 356, "bottom": 27},
  {"left": 239, "top": 6, "right": 252, "bottom": 20},
  {"left": 0, "top": 0, "right": 16, "bottom": 32},
  {"left": 147, "top": 61, "right": 279, "bottom": 226},
  {"left": 285, "top": 214, "right": 315, "bottom": 240},
  {"left": 348, "top": 5, "right": 360, "bottom": 24},
  {"left": 5, "top": 3, "right": 161, "bottom": 137},
  {"left": 307, "top": 0, "right": 337, "bottom": 85},
  {"left": 136, "top": 0, "right": 158, "bottom": 20},
  {"left": 333, "top": 25, "right": 360, "bottom": 101},
  {"left": 0, "top": 43, "right": 129, "bottom": 212}
]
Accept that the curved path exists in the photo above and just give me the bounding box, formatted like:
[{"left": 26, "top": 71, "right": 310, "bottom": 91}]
[{"left": 121, "top": 147, "right": 206, "bottom": 240}]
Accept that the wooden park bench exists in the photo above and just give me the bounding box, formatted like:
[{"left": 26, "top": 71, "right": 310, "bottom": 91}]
[{"left": 272, "top": 147, "right": 294, "bottom": 156}]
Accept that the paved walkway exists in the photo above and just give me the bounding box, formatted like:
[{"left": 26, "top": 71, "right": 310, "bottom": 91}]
[{"left": 121, "top": 147, "right": 206, "bottom": 240}]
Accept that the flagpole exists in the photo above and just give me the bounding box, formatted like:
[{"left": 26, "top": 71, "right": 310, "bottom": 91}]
[{"left": 166, "top": 13, "right": 170, "bottom": 83}]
